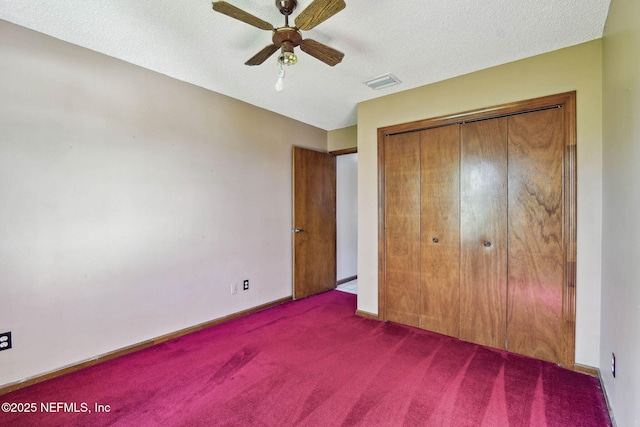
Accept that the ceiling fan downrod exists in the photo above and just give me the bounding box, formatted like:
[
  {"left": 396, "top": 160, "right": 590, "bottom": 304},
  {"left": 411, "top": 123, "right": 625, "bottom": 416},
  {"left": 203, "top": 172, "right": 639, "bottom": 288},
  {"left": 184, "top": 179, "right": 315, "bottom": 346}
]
[{"left": 277, "top": 0, "right": 297, "bottom": 27}]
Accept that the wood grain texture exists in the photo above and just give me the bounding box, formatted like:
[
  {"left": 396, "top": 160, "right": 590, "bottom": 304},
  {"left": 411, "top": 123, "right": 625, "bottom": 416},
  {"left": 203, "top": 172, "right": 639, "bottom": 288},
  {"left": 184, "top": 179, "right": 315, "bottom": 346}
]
[
  {"left": 459, "top": 118, "right": 508, "bottom": 349},
  {"left": 300, "top": 39, "right": 344, "bottom": 66},
  {"left": 295, "top": 0, "right": 346, "bottom": 31},
  {"left": 378, "top": 92, "right": 577, "bottom": 137},
  {"left": 507, "top": 108, "right": 566, "bottom": 365},
  {"left": 420, "top": 125, "right": 461, "bottom": 336},
  {"left": 292, "top": 146, "right": 336, "bottom": 299},
  {"left": 245, "top": 44, "right": 279, "bottom": 66},
  {"left": 383, "top": 132, "right": 421, "bottom": 327},
  {"left": 574, "top": 364, "right": 600, "bottom": 377},
  {"left": 212, "top": 1, "right": 274, "bottom": 30},
  {"left": 377, "top": 93, "right": 576, "bottom": 367},
  {"left": 329, "top": 147, "right": 357, "bottom": 156},
  {"left": 562, "top": 93, "right": 577, "bottom": 369},
  {"left": 355, "top": 309, "right": 380, "bottom": 320},
  {"left": 378, "top": 128, "right": 388, "bottom": 322}
]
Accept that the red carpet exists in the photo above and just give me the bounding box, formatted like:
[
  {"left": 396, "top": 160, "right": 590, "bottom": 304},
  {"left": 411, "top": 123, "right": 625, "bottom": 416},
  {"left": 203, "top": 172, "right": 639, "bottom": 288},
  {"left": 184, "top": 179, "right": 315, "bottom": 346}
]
[{"left": 2, "top": 291, "right": 610, "bottom": 426}]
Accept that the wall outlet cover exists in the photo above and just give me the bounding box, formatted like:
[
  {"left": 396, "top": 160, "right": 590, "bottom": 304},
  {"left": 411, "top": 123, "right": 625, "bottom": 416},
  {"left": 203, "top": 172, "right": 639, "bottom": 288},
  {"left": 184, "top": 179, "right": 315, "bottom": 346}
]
[
  {"left": 611, "top": 353, "right": 616, "bottom": 378},
  {"left": 0, "top": 332, "right": 12, "bottom": 351}
]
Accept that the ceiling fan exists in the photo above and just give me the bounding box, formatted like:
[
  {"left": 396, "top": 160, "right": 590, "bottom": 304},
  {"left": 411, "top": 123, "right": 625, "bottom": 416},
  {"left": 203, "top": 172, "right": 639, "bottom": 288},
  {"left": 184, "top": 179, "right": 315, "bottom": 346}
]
[{"left": 211, "top": 0, "right": 346, "bottom": 67}]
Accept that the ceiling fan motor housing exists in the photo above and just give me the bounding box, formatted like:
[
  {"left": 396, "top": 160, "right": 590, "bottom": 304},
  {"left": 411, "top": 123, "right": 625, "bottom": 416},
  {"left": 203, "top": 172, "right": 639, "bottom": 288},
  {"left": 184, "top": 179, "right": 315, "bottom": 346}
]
[
  {"left": 273, "top": 27, "right": 303, "bottom": 50},
  {"left": 276, "top": 0, "right": 297, "bottom": 15}
]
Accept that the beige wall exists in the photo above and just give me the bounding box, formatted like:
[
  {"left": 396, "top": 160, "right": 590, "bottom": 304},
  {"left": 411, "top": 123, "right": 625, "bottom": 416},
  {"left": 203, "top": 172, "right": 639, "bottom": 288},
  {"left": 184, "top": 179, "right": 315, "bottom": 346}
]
[
  {"left": 601, "top": 0, "right": 640, "bottom": 425},
  {"left": 328, "top": 125, "right": 357, "bottom": 151},
  {"left": 357, "top": 40, "right": 603, "bottom": 367},
  {"left": 0, "top": 20, "right": 326, "bottom": 386}
]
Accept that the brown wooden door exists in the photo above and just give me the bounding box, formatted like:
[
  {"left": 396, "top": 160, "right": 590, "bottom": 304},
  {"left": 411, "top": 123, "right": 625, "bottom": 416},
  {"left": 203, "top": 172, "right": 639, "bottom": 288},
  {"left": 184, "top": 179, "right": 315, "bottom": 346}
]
[
  {"left": 507, "top": 108, "right": 567, "bottom": 365},
  {"left": 292, "top": 146, "right": 336, "bottom": 299},
  {"left": 420, "top": 125, "right": 460, "bottom": 336},
  {"left": 383, "top": 132, "right": 421, "bottom": 327},
  {"left": 459, "top": 118, "right": 509, "bottom": 350}
]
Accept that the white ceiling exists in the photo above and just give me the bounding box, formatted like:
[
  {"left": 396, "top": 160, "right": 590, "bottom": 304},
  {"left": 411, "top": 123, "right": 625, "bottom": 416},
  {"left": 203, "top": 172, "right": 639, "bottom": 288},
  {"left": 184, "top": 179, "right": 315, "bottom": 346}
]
[{"left": 1, "top": 0, "right": 611, "bottom": 130}]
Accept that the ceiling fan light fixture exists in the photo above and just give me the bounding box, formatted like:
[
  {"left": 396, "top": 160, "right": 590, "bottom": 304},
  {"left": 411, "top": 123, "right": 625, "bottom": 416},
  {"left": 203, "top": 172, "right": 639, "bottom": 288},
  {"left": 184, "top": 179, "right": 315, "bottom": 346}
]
[
  {"left": 278, "top": 48, "right": 298, "bottom": 66},
  {"left": 364, "top": 73, "right": 401, "bottom": 90}
]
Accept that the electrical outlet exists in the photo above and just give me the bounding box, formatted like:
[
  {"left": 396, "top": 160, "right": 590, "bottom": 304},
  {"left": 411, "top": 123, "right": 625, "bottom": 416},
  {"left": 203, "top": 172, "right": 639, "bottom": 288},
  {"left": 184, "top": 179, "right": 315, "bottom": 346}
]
[
  {"left": 0, "top": 332, "right": 11, "bottom": 351},
  {"left": 231, "top": 284, "right": 237, "bottom": 295},
  {"left": 243, "top": 280, "right": 249, "bottom": 290},
  {"left": 611, "top": 353, "right": 616, "bottom": 378}
]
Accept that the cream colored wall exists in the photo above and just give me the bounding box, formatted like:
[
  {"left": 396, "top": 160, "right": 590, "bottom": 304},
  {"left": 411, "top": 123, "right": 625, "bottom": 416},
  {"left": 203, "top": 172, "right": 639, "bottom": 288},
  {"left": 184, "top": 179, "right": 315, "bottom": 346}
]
[
  {"left": 0, "top": 20, "right": 326, "bottom": 386},
  {"left": 601, "top": 0, "right": 640, "bottom": 425},
  {"left": 328, "top": 125, "right": 357, "bottom": 151},
  {"left": 357, "top": 40, "right": 603, "bottom": 367}
]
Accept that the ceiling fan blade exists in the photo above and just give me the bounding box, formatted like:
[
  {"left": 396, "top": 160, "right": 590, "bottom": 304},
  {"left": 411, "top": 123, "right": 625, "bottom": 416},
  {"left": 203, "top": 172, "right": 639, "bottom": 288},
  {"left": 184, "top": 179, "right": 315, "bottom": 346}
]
[
  {"left": 294, "top": 0, "right": 345, "bottom": 31},
  {"left": 300, "top": 39, "right": 344, "bottom": 66},
  {"left": 212, "top": 1, "right": 274, "bottom": 31},
  {"left": 245, "top": 44, "right": 279, "bottom": 66}
]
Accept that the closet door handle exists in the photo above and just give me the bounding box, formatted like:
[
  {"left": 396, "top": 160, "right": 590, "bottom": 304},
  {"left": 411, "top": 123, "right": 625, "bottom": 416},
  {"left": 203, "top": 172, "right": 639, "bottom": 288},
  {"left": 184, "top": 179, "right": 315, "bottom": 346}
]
[
  {"left": 483, "top": 241, "right": 492, "bottom": 248},
  {"left": 432, "top": 237, "right": 439, "bottom": 243}
]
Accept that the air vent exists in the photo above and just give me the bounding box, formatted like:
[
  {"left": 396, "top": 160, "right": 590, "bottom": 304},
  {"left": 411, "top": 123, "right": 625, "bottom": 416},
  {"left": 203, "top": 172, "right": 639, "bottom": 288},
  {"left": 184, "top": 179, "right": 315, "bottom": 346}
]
[{"left": 364, "top": 73, "right": 401, "bottom": 90}]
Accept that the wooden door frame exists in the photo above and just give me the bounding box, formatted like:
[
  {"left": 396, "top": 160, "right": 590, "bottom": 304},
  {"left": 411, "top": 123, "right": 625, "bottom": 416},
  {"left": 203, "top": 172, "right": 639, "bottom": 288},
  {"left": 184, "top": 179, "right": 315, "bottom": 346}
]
[
  {"left": 377, "top": 91, "right": 577, "bottom": 366},
  {"left": 330, "top": 147, "right": 357, "bottom": 156}
]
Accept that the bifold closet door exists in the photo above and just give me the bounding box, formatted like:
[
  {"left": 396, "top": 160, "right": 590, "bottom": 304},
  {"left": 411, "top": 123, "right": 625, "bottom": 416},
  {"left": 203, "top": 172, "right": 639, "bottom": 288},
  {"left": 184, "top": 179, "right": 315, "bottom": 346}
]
[
  {"left": 381, "top": 93, "right": 575, "bottom": 367},
  {"left": 507, "top": 108, "right": 567, "bottom": 366},
  {"left": 420, "top": 125, "right": 460, "bottom": 336},
  {"left": 459, "top": 118, "right": 508, "bottom": 349},
  {"left": 384, "top": 132, "right": 421, "bottom": 327}
]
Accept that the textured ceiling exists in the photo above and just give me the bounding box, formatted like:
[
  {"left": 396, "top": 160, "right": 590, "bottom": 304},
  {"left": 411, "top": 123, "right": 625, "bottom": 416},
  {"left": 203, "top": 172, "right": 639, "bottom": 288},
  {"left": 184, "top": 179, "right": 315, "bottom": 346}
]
[{"left": 1, "top": 0, "right": 611, "bottom": 130}]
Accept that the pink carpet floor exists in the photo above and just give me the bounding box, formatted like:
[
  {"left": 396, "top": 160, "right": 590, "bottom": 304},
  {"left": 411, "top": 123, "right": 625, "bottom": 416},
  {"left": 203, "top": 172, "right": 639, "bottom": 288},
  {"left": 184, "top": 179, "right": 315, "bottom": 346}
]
[{"left": 1, "top": 290, "right": 610, "bottom": 426}]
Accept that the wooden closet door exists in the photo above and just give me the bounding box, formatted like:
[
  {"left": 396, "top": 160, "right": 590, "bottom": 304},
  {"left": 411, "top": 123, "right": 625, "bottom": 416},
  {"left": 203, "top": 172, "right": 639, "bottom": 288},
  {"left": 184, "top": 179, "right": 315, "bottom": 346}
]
[
  {"left": 460, "top": 118, "right": 508, "bottom": 349},
  {"left": 384, "top": 132, "right": 421, "bottom": 327},
  {"left": 507, "top": 108, "right": 567, "bottom": 365},
  {"left": 420, "top": 125, "right": 460, "bottom": 336}
]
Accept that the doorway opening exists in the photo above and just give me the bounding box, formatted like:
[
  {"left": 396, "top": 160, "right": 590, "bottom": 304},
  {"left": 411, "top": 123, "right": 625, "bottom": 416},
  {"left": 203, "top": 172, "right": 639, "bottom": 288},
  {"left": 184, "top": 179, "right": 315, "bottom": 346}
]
[{"left": 335, "top": 151, "right": 358, "bottom": 295}]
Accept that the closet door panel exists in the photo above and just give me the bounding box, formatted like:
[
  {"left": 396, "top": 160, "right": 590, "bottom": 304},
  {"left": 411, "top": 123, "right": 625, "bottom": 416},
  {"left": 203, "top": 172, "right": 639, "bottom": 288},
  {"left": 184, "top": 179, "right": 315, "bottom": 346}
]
[
  {"left": 420, "top": 125, "right": 460, "bottom": 336},
  {"left": 384, "top": 133, "right": 421, "bottom": 327},
  {"left": 507, "top": 108, "right": 565, "bottom": 365},
  {"left": 460, "top": 118, "right": 508, "bottom": 349}
]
